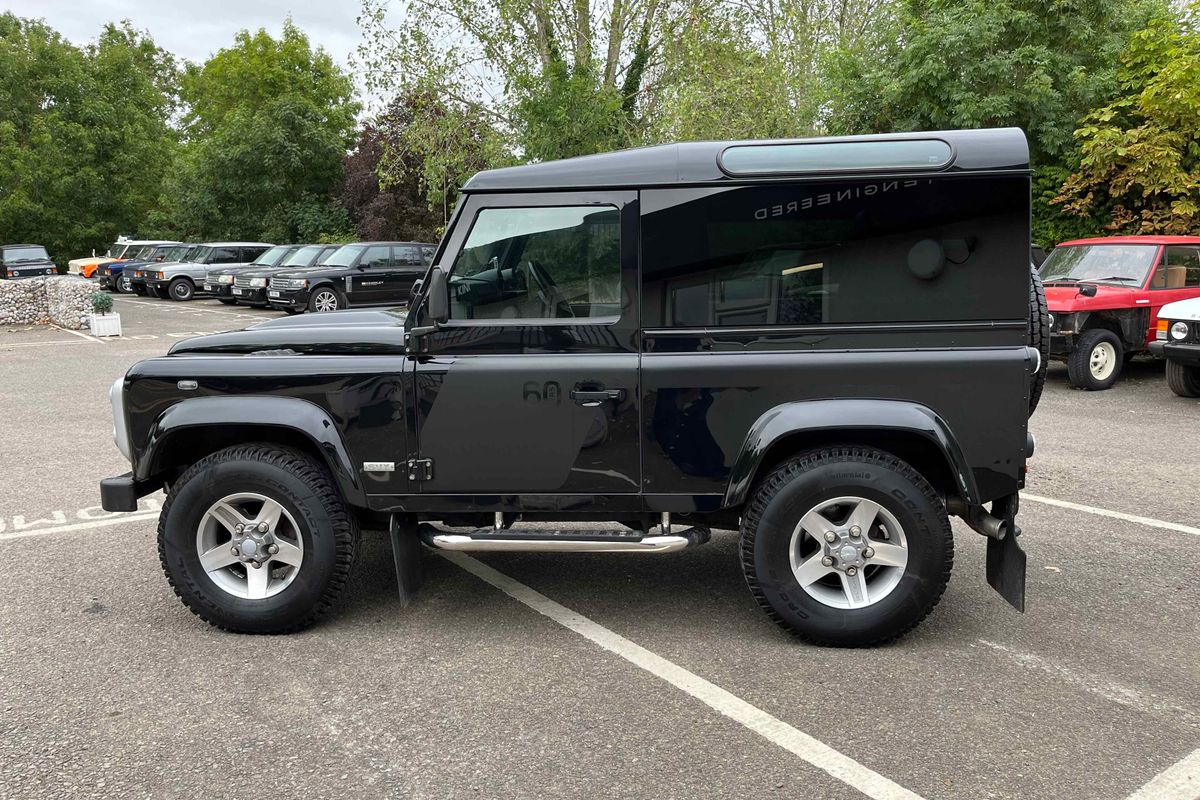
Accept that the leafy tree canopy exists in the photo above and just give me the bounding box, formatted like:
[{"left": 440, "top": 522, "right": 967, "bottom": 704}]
[{"left": 1056, "top": 4, "right": 1200, "bottom": 234}]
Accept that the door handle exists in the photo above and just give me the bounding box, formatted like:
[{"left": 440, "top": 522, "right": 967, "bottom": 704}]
[{"left": 571, "top": 388, "right": 625, "bottom": 407}]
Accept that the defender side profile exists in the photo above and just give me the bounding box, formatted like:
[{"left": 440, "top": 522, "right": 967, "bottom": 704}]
[{"left": 102, "top": 128, "right": 1045, "bottom": 646}]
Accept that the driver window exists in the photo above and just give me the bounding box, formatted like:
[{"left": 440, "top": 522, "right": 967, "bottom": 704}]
[{"left": 448, "top": 205, "right": 621, "bottom": 320}]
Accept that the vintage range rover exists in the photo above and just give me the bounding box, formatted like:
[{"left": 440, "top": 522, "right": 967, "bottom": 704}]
[{"left": 101, "top": 129, "right": 1045, "bottom": 646}]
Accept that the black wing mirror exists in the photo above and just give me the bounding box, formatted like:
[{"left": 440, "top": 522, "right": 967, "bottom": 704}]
[
  {"left": 1079, "top": 283, "right": 1098, "bottom": 297},
  {"left": 425, "top": 266, "right": 449, "bottom": 324}
]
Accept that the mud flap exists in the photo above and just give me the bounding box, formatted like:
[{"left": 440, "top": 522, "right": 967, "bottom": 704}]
[
  {"left": 986, "top": 492, "right": 1026, "bottom": 611},
  {"left": 986, "top": 530, "right": 1026, "bottom": 612},
  {"left": 389, "top": 515, "right": 425, "bottom": 607}
]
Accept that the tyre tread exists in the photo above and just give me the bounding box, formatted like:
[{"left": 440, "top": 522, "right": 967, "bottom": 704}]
[
  {"left": 739, "top": 446, "right": 952, "bottom": 647},
  {"left": 156, "top": 443, "right": 358, "bottom": 634}
]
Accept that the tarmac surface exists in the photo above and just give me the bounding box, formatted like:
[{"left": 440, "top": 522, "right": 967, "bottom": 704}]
[{"left": 1, "top": 294, "right": 1197, "bottom": 799}]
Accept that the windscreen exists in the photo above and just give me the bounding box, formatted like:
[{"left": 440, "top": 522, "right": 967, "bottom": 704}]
[
  {"left": 186, "top": 246, "right": 211, "bottom": 263},
  {"left": 282, "top": 245, "right": 323, "bottom": 267},
  {"left": 323, "top": 244, "right": 366, "bottom": 268},
  {"left": 2, "top": 246, "right": 50, "bottom": 263},
  {"left": 1039, "top": 244, "right": 1158, "bottom": 286},
  {"left": 252, "top": 245, "right": 291, "bottom": 266}
]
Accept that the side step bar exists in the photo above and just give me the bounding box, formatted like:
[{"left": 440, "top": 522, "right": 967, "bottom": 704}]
[{"left": 418, "top": 524, "right": 710, "bottom": 553}]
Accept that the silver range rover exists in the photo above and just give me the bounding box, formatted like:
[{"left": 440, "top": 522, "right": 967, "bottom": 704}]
[{"left": 143, "top": 242, "right": 274, "bottom": 301}]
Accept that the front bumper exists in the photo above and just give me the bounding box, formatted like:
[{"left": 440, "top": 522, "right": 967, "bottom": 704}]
[
  {"left": 204, "top": 282, "right": 234, "bottom": 298},
  {"left": 100, "top": 473, "right": 163, "bottom": 512},
  {"left": 266, "top": 287, "right": 310, "bottom": 309},
  {"left": 1164, "top": 341, "right": 1200, "bottom": 367},
  {"left": 232, "top": 286, "right": 268, "bottom": 304}
]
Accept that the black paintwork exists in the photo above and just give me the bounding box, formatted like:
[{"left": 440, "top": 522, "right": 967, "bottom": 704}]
[
  {"left": 103, "top": 130, "right": 1034, "bottom": 568},
  {"left": 230, "top": 245, "right": 340, "bottom": 306}
]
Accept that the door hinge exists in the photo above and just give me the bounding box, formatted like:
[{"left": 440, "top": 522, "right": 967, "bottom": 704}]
[{"left": 407, "top": 458, "right": 434, "bottom": 481}]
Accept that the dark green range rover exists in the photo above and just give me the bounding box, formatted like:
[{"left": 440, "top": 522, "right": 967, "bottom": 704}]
[{"left": 102, "top": 128, "right": 1046, "bottom": 646}]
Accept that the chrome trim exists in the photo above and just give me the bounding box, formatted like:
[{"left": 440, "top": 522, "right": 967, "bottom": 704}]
[
  {"left": 422, "top": 532, "right": 696, "bottom": 553},
  {"left": 109, "top": 377, "right": 132, "bottom": 464}
]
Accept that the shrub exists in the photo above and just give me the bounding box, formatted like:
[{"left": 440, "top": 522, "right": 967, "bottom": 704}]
[{"left": 91, "top": 291, "right": 113, "bottom": 315}]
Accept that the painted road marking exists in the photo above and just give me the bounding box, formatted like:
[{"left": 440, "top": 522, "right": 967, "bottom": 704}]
[
  {"left": 0, "top": 339, "right": 90, "bottom": 349},
  {"left": 0, "top": 499, "right": 161, "bottom": 541},
  {"left": 441, "top": 550, "right": 924, "bottom": 800},
  {"left": 52, "top": 324, "right": 105, "bottom": 344},
  {"left": 1024, "top": 493, "right": 1200, "bottom": 537},
  {"left": 1125, "top": 748, "right": 1200, "bottom": 800}
]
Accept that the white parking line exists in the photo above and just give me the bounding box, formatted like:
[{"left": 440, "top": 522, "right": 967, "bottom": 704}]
[
  {"left": 1023, "top": 493, "right": 1200, "bottom": 537},
  {"left": 1125, "top": 748, "right": 1200, "bottom": 800},
  {"left": 52, "top": 325, "right": 105, "bottom": 344},
  {"left": 0, "top": 511, "right": 159, "bottom": 542},
  {"left": 441, "top": 550, "right": 925, "bottom": 800},
  {"left": 0, "top": 339, "right": 89, "bottom": 349}
]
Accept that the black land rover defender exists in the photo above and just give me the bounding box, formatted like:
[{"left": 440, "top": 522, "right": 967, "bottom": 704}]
[{"left": 101, "top": 129, "right": 1046, "bottom": 646}]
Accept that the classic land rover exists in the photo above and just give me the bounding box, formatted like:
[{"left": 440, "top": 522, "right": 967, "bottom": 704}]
[
  {"left": 1040, "top": 236, "right": 1200, "bottom": 390},
  {"left": 1151, "top": 297, "right": 1200, "bottom": 397},
  {"left": 101, "top": 129, "right": 1044, "bottom": 646}
]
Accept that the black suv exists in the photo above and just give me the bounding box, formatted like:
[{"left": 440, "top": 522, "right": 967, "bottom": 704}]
[
  {"left": 230, "top": 244, "right": 340, "bottom": 307},
  {"left": 101, "top": 129, "right": 1045, "bottom": 646},
  {"left": 204, "top": 245, "right": 300, "bottom": 304},
  {"left": 266, "top": 241, "right": 435, "bottom": 313},
  {"left": 1, "top": 244, "right": 56, "bottom": 278}
]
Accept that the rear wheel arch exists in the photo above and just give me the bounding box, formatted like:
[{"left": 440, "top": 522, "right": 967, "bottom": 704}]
[{"left": 723, "top": 400, "right": 978, "bottom": 513}]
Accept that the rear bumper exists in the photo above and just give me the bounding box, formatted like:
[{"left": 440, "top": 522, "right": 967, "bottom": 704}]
[{"left": 100, "top": 473, "right": 163, "bottom": 512}]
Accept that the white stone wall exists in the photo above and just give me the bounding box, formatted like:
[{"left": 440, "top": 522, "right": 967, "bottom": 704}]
[{"left": 0, "top": 276, "right": 104, "bottom": 330}]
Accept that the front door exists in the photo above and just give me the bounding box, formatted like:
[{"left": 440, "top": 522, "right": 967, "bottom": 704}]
[
  {"left": 346, "top": 244, "right": 393, "bottom": 305},
  {"left": 412, "top": 191, "right": 640, "bottom": 499}
]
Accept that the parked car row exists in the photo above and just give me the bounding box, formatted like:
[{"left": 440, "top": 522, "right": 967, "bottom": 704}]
[{"left": 100, "top": 239, "right": 437, "bottom": 314}]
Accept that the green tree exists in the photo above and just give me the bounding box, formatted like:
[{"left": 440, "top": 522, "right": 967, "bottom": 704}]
[
  {"left": 1056, "top": 6, "right": 1200, "bottom": 234},
  {"left": 821, "top": 0, "right": 1165, "bottom": 245},
  {"left": 0, "top": 15, "right": 179, "bottom": 261},
  {"left": 170, "top": 21, "right": 359, "bottom": 242}
]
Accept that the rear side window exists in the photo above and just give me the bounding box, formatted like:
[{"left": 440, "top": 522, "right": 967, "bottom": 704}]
[
  {"left": 208, "top": 247, "right": 239, "bottom": 264},
  {"left": 395, "top": 245, "right": 422, "bottom": 265},
  {"left": 361, "top": 245, "right": 392, "bottom": 268},
  {"left": 641, "top": 177, "right": 1029, "bottom": 327},
  {"left": 1152, "top": 247, "right": 1200, "bottom": 289},
  {"left": 449, "top": 205, "right": 621, "bottom": 320}
]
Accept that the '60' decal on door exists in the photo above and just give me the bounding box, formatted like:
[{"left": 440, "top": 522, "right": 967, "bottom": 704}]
[{"left": 524, "top": 381, "right": 562, "bottom": 404}]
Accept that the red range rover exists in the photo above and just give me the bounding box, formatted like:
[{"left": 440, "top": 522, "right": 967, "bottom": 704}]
[{"left": 1040, "top": 235, "right": 1200, "bottom": 390}]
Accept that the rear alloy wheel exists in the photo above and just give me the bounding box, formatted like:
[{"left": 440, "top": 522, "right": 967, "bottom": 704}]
[
  {"left": 1166, "top": 359, "right": 1200, "bottom": 397},
  {"left": 309, "top": 287, "right": 342, "bottom": 313},
  {"left": 740, "top": 446, "right": 952, "bottom": 647},
  {"left": 157, "top": 444, "right": 358, "bottom": 633},
  {"left": 1067, "top": 329, "right": 1123, "bottom": 391},
  {"left": 168, "top": 278, "right": 195, "bottom": 302}
]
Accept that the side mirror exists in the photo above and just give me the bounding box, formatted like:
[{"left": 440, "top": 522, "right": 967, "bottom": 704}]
[
  {"left": 1079, "top": 283, "right": 1098, "bottom": 297},
  {"left": 424, "top": 266, "right": 449, "bottom": 324}
]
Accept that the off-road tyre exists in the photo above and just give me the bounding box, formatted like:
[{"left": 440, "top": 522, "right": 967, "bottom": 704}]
[
  {"left": 1066, "top": 328, "right": 1123, "bottom": 391},
  {"left": 1029, "top": 267, "right": 1049, "bottom": 414},
  {"left": 1166, "top": 359, "right": 1200, "bottom": 397},
  {"left": 168, "top": 277, "right": 194, "bottom": 302},
  {"left": 116, "top": 275, "right": 133, "bottom": 294},
  {"left": 740, "top": 446, "right": 953, "bottom": 647},
  {"left": 157, "top": 444, "right": 358, "bottom": 634}
]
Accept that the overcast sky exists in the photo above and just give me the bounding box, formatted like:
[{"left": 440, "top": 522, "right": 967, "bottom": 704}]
[{"left": 5, "top": 1, "right": 366, "bottom": 90}]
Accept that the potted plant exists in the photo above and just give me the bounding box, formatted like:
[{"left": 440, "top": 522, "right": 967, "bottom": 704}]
[{"left": 89, "top": 291, "right": 122, "bottom": 337}]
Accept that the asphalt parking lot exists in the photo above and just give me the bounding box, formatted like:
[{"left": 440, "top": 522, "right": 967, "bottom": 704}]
[{"left": 1, "top": 295, "right": 1197, "bottom": 800}]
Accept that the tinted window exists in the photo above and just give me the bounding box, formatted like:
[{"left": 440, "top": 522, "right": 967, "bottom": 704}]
[
  {"left": 449, "top": 206, "right": 621, "bottom": 320},
  {"left": 325, "top": 244, "right": 365, "bottom": 268},
  {"left": 208, "top": 247, "right": 239, "bottom": 264},
  {"left": 642, "top": 177, "right": 1029, "bottom": 327},
  {"left": 239, "top": 246, "right": 269, "bottom": 262},
  {"left": 1151, "top": 247, "right": 1200, "bottom": 290},
  {"left": 395, "top": 245, "right": 422, "bottom": 265},
  {"left": 361, "top": 245, "right": 392, "bottom": 268},
  {"left": 282, "top": 245, "right": 323, "bottom": 267},
  {"left": 252, "top": 245, "right": 290, "bottom": 266}
]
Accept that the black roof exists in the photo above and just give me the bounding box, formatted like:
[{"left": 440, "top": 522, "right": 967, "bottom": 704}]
[{"left": 463, "top": 128, "right": 1029, "bottom": 193}]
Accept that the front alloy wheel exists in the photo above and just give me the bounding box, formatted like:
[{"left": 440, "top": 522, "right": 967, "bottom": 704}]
[
  {"left": 195, "top": 493, "right": 305, "bottom": 600},
  {"left": 310, "top": 288, "right": 341, "bottom": 313}
]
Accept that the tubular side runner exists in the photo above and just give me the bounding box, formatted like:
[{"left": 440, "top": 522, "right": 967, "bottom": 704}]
[{"left": 101, "top": 128, "right": 1044, "bottom": 645}]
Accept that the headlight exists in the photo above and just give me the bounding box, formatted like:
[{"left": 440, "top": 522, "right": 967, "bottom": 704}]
[
  {"left": 250, "top": 278, "right": 267, "bottom": 288},
  {"left": 155, "top": 272, "right": 165, "bottom": 279},
  {"left": 219, "top": 275, "right": 234, "bottom": 285},
  {"left": 1170, "top": 321, "right": 1191, "bottom": 341}
]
